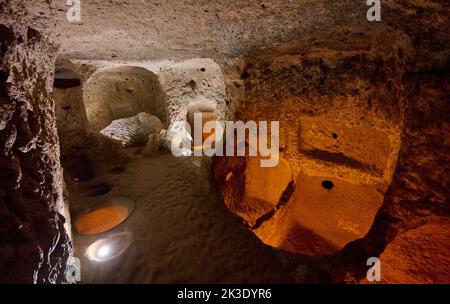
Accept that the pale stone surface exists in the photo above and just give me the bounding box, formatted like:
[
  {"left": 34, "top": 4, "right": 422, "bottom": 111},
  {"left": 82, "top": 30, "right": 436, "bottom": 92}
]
[
  {"left": 187, "top": 98, "right": 219, "bottom": 143},
  {"left": 158, "top": 59, "right": 229, "bottom": 138},
  {"left": 60, "top": 58, "right": 229, "bottom": 151},
  {"left": 101, "top": 113, "right": 162, "bottom": 147},
  {"left": 84, "top": 66, "right": 167, "bottom": 131}
]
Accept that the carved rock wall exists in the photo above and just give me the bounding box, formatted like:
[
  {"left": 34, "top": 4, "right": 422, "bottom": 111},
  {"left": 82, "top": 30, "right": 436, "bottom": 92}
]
[{"left": 0, "top": 0, "right": 72, "bottom": 284}]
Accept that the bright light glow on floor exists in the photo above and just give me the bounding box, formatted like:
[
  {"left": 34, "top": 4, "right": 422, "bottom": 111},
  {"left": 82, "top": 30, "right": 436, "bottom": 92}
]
[{"left": 86, "top": 232, "right": 132, "bottom": 262}]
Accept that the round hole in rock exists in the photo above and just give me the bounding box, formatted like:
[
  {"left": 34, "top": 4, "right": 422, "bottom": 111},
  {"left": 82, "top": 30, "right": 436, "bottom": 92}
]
[
  {"left": 82, "top": 182, "right": 113, "bottom": 197},
  {"left": 332, "top": 132, "right": 338, "bottom": 139},
  {"left": 321, "top": 180, "right": 334, "bottom": 190},
  {"left": 86, "top": 232, "right": 132, "bottom": 262},
  {"left": 74, "top": 196, "right": 135, "bottom": 235},
  {"left": 188, "top": 79, "right": 197, "bottom": 90}
]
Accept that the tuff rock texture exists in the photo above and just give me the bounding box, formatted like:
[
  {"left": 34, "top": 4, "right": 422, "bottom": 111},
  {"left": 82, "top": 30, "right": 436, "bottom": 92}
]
[
  {"left": 0, "top": 0, "right": 72, "bottom": 284},
  {"left": 0, "top": 0, "right": 448, "bottom": 284},
  {"left": 214, "top": 30, "right": 407, "bottom": 255},
  {"left": 326, "top": 68, "right": 450, "bottom": 283},
  {"left": 211, "top": 0, "right": 449, "bottom": 278},
  {"left": 53, "top": 68, "right": 88, "bottom": 158},
  {"left": 101, "top": 113, "right": 162, "bottom": 147}
]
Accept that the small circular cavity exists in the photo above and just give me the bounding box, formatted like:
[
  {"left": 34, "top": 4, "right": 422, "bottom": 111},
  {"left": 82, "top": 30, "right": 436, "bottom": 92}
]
[
  {"left": 83, "top": 182, "right": 113, "bottom": 197},
  {"left": 321, "top": 180, "right": 334, "bottom": 190},
  {"left": 74, "top": 196, "right": 135, "bottom": 235}
]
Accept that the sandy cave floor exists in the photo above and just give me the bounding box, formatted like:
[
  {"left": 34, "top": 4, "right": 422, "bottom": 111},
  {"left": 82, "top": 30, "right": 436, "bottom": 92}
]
[
  {"left": 65, "top": 151, "right": 450, "bottom": 284},
  {"left": 66, "top": 152, "right": 299, "bottom": 284}
]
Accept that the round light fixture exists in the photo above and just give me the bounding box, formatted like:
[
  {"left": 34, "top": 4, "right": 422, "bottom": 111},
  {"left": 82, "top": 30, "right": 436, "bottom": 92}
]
[{"left": 86, "top": 232, "right": 132, "bottom": 262}]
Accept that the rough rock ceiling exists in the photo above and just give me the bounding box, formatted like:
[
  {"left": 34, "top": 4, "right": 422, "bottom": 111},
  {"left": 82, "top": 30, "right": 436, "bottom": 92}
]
[{"left": 27, "top": 0, "right": 448, "bottom": 65}]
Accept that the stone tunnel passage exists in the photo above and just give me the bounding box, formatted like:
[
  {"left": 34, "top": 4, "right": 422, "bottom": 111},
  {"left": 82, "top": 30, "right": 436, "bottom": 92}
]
[
  {"left": 83, "top": 66, "right": 168, "bottom": 133},
  {"left": 2, "top": 0, "right": 450, "bottom": 285},
  {"left": 51, "top": 49, "right": 409, "bottom": 282},
  {"left": 53, "top": 51, "right": 404, "bottom": 280},
  {"left": 48, "top": 32, "right": 446, "bottom": 283},
  {"left": 54, "top": 67, "right": 89, "bottom": 158},
  {"left": 51, "top": 59, "right": 306, "bottom": 283},
  {"left": 48, "top": 54, "right": 449, "bottom": 284}
]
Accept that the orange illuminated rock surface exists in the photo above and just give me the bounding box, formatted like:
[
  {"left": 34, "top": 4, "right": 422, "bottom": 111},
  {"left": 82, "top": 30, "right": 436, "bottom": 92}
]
[
  {"left": 213, "top": 32, "right": 405, "bottom": 256},
  {"left": 235, "top": 157, "right": 292, "bottom": 226},
  {"left": 362, "top": 219, "right": 450, "bottom": 284},
  {"left": 298, "top": 116, "right": 393, "bottom": 176},
  {"left": 254, "top": 173, "right": 385, "bottom": 255}
]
